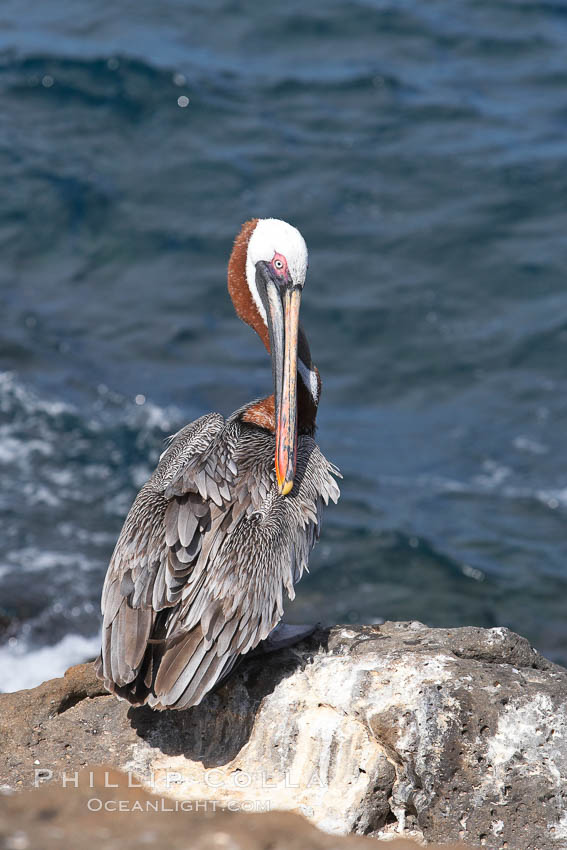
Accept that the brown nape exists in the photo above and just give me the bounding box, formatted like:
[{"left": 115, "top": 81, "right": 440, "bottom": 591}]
[
  {"left": 227, "top": 218, "right": 270, "bottom": 352},
  {"left": 240, "top": 382, "right": 318, "bottom": 436},
  {"left": 242, "top": 395, "right": 276, "bottom": 431}
]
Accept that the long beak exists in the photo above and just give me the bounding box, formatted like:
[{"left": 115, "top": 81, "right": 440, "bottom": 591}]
[{"left": 264, "top": 280, "right": 301, "bottom": 496}]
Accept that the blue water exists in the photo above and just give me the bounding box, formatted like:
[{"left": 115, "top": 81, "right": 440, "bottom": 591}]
[{"left": 2, "top": 0, "right": 567, "bottom": 688}]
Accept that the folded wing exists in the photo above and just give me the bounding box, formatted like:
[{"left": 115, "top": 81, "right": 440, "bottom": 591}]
[{"left": 96, "top": 414, "right": 340, "bottom": 710}]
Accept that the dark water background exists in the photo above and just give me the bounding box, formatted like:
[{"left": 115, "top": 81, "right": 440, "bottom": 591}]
[{"left": 2, "top": 0, "right": 567, "bottom": 688}]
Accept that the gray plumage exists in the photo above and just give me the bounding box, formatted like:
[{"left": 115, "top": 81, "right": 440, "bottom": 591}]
[{"left": 96, "top": 406, "right": 340, "bottom": 710}]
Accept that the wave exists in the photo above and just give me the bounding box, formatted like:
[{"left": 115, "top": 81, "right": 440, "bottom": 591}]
[
  {"left": 0, "top": 371, "right": 182, "bottom": 650},
  {"left": 0, "top": 632, "right": 100, "bottom": 693}
]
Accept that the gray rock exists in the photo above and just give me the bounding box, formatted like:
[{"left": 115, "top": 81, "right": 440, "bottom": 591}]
[{"left": 1, "top": 621, "right": 566, "bottom": 848}]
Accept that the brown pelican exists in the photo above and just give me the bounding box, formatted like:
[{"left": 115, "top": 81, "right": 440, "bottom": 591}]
[{"left": 96, "top": 218, "right": 340, "bottom": 710}]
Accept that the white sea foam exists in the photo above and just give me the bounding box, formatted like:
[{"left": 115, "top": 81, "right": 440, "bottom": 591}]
[
  {"left": 0, "top": 633, "right": 101, "bottom": 693},
  {"left": 0, "top": 371, "right": 73, "bottom": 418},
  {"left": 513, "top": 435, "right": 548, "bottom": 455},
  {"left": 3, "top": 548, "right": 94, "bottom": 574}
]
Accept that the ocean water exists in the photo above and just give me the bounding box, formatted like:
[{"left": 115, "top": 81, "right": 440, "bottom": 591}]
[{"left": 2, "top": 0, "right": 567, "bottom": 690}]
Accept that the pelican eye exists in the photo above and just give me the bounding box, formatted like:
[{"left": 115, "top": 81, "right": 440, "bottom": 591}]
[{"left": 274, "top": 259, "right": 284, "bottom": 270}]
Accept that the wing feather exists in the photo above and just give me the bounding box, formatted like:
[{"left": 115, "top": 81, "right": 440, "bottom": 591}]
[
  {"left": 178, "top": 501, "right": 199, "bottom": 548},
  {"left": 164, "top": 499, "right": 180, "bottom": 547}
]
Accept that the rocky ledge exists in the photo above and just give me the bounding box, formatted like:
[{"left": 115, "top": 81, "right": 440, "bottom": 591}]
[{"left": 1, "top": 621, "right": 566, "bottom": 849}]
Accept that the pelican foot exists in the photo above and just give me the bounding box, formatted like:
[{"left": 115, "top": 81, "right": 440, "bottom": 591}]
[{"left": 255, "top": 623, "right": 318, "bottom": 655}]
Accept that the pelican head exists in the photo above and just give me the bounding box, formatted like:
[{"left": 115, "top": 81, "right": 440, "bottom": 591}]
[
  {"left": 248, "top": 220, "right": 307, "bottom": 496},
  {"left": 228, "top": 218, "right": 310, "bottom": 496}
]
